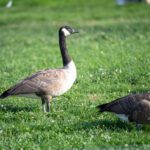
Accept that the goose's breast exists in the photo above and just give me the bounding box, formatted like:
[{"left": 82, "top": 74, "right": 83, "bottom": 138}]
[{"left": 48, "top": 71, "right": 76, "bottom": 96}]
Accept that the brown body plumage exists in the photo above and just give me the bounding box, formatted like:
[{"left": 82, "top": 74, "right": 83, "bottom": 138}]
[
  {"left": 0, "top": 26, "right": 79, "bottom": 112},
  {"left": 97, "top": 93, "right": 150, "bottom": 125}
]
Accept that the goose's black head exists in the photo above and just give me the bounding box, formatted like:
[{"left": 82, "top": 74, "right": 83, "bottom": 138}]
[{"left": 59, "top": 26, "right": 79, "bottom": 37}]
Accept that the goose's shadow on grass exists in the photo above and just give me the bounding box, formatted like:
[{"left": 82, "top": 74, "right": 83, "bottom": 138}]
[
  {"left": 77, "top": 119, "right": 133, "bottom": 131},
  {"left": 0, "top": 104, "right": 36, "bottom": 113}
]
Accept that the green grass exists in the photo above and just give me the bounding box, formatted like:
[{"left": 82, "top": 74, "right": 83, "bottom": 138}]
[{"left": 0, "top": 0, "right": 150, "bottom": 149}]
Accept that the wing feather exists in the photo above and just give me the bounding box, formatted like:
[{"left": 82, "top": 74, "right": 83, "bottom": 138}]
[
  {"left": 99, "top": 93, "right": 150, "bottom": 114},
  {"left": 5, "top": 69, "right": 66, "bottom": 96}
]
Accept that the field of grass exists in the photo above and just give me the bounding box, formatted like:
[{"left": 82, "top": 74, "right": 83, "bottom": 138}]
[{"left": 0, "top": 0, "right": 150, "bottom": 149}]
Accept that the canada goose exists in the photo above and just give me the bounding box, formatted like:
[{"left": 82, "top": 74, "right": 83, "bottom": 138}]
[
  {"left": 97, "top": 93, "right": 150, "bottom": 127},
  {"left": 0, "top": 26, "right": 79, "bottom": 112}
]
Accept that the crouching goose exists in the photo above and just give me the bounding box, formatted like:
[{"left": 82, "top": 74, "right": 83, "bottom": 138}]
[
  {"left": 97, "top": 93, "right": 150, "bottom": 127},
  {"left": 0, "top": 26, "right": 79, "bottom": 112}
]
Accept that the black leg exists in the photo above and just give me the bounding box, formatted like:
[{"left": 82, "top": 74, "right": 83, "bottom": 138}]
[
  {"left": 42, "top": 95, "right": 52, "bottom": 112},
  {"left": 46, "top": 101, "right": 50, "bottom": 112},
  {"left": 41, "top": 98, "right": 46, "bottom": 112},
  {"left": 136, "top": 124, "right": 142, "bottom": 131}
]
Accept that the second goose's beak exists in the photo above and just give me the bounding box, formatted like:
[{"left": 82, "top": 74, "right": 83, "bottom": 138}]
[{"left": 72, "top": 29, "right": 79, "bottom": 34}]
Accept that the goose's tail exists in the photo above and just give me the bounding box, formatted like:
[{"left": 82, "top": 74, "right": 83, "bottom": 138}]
[
  {"left": 0, "top": 89, "right": 10, "bottom": 99},
  {"left": 96, "top": 103, "right": 109, "bottom": 112}
]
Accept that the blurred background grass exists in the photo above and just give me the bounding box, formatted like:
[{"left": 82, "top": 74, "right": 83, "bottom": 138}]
[{"left": 0, "top": 0, "right": 150, "bottom": 149}]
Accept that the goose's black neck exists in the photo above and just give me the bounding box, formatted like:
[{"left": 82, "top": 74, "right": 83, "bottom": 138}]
[{"left": 59, "top": 32, "right": 71, "bottom": 66}]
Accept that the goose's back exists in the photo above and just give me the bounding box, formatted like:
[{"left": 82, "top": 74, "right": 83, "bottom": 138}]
[{"left": 1, "top": 61, "right": 76, "bottom": 98}]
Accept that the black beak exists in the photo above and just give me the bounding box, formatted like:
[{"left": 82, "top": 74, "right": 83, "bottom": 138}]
[{"left": 72, "top": 29, "right": 79, "bottom": 34}]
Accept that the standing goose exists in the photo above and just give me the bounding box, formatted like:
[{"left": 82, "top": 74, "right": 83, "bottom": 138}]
[
  {"left": 0, "top": 26, "right": 79, "bottom": 112},
  {"left": 97, "top": 93, "right": 150, "bottom": 127}
]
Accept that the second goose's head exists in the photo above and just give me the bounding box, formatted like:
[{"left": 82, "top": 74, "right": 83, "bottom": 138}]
[{"left": 59, "top": 26, "right": 79, "bottom": 37}]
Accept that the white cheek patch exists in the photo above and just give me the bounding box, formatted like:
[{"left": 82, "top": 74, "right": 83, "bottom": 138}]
[{"left": 62, "top": 28, "right": 70, "bottom": 36}]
